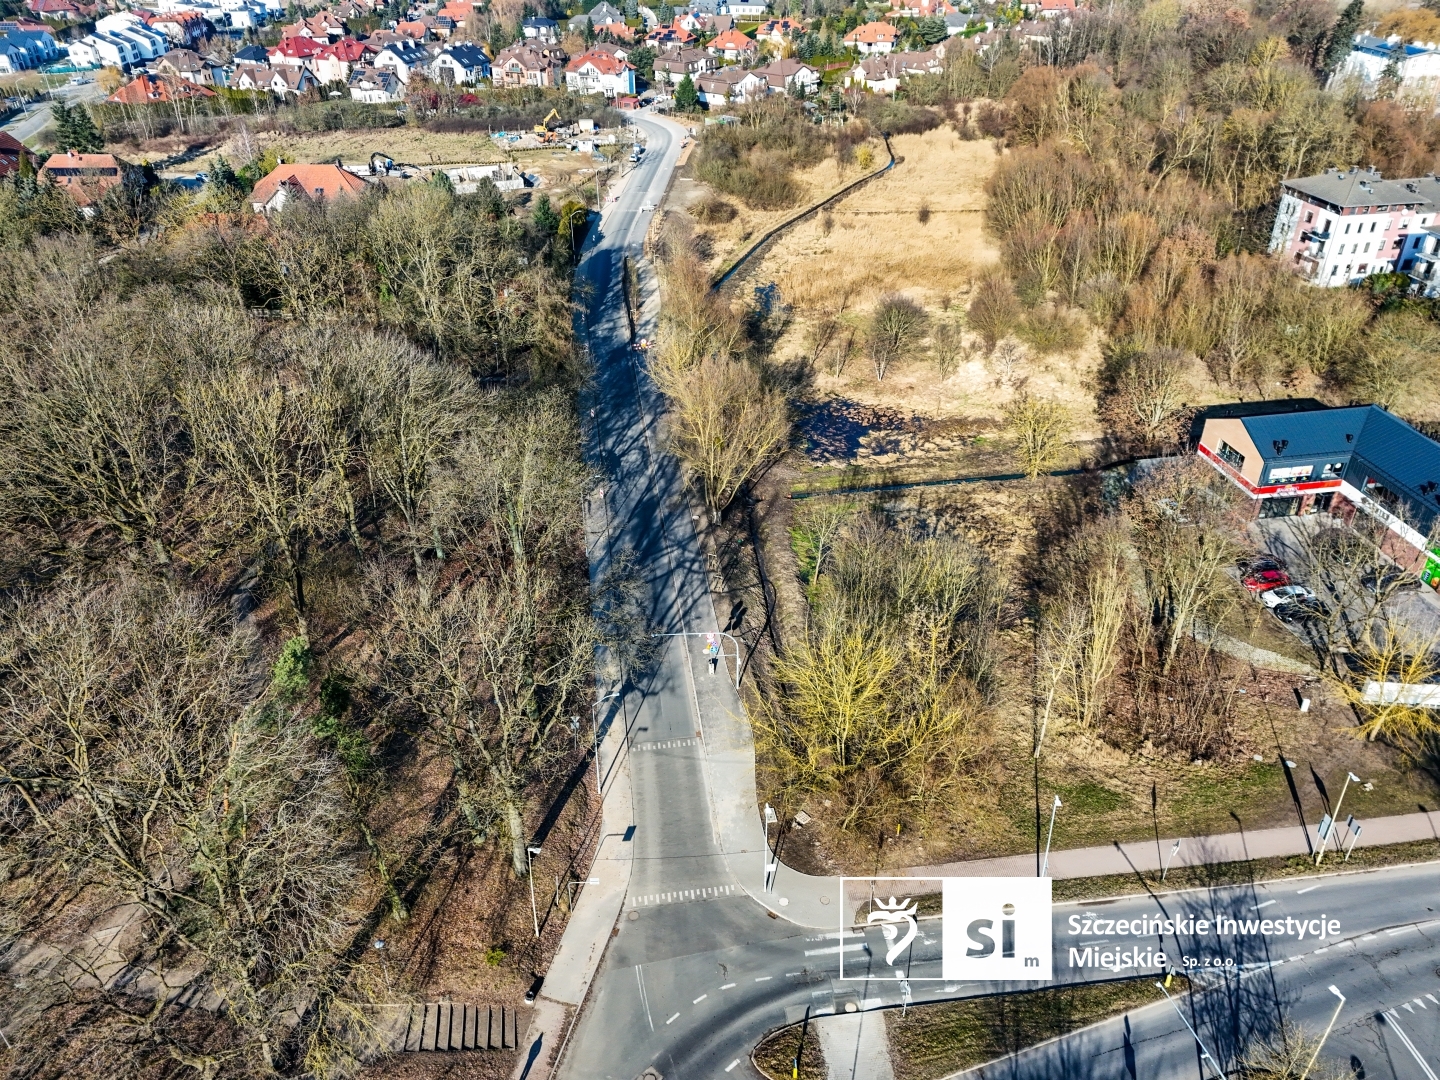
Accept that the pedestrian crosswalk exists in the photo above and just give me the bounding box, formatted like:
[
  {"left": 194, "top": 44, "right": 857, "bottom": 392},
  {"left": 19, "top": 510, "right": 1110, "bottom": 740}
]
[
  {"left": 630, "top": 884, "right": 738, "bottom": 908},
  {"left": 632, "top": 737, "right": 701, "bottom": 752}
]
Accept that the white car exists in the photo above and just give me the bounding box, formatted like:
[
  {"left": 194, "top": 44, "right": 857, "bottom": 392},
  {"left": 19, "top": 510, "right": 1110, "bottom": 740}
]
[
  {"left": 1259, "top": 584, "right": 1317, "bottom": 609},
  {"left": 639, "top": 202, "right": 656, "bottom": 212}
]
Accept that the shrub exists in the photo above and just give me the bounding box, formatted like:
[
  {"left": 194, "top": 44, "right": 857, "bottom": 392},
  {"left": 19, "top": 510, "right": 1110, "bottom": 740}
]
[
  {"left": 271, "top": 635, "right": 313, "bottom": 704},
  {"left": 1015, "top": 306, "right": 1085, "bottom": 355},
  {"left": 691, "top": 195, "right": 738, "bottom": 224},
  {"left": 967, "top": 273, "right": 1021, "bottom": 349}
]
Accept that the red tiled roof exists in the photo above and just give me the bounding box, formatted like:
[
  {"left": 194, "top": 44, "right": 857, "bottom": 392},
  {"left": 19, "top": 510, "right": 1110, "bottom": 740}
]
[
  {"left": 270, "top": 35, "right": 323, "bottom": 57},
  {"left": 708, "top": 27, "right": 755, "bottom": 50},
  {"left": 108, "top": 73, "right": 217, "bottom": 103},
  {"left": 250, "top": 163, "right": 368, "bottom": 208},
  {"left": 844, "top": 20, "right": 899, "bottom": 42},
  {"left": 37, "top": 150, "right": 131, "bottom": 206},
  {"left": 318, "top": 36, "right": 367, "bottom": 60},
  {"left": 566, "top": 47, "right": 629, "bottom": 73}
]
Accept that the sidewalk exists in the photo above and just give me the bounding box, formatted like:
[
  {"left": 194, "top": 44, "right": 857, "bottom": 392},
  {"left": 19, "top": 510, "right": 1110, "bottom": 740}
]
[{"left": 905, "top": 807, "right": 1440, "bottom": 882}]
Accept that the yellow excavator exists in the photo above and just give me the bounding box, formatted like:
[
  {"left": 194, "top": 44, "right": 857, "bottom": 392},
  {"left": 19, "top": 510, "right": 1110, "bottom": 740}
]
[{"left": 532, "top": 108, "right": 562, "bottom": 137}]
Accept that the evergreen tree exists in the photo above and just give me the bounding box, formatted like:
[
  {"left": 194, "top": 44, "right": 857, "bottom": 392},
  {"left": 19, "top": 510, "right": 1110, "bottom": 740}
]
[
  {"left": 584, "top": 15, "right": 596, "bottom": 41},
  {"left": 532, "top": 192, "right": 560, "bottom": 235},
  {"left": 656, "top": 0, "right": 674, "bottom": 24},
  {"left": 629, "top": 43, "right": 656, "bottom": 80},
  {"left": 624, "top": 0, "right": 638, "bottom": 17},
  {"left": 51, "top": 102, "right": 75, "bottom": 152},
  {"left": 674, "top": 72, "right": 699, "bottom": 111},
  {"left": 1321, "top": 0, "right": 1364, "bottom": 74},
  {"left": 918, "top": 14, "right": 946, "bottom": 43},
  {"left": 69, "top": 106, "right": 103, "bottom": 153}
]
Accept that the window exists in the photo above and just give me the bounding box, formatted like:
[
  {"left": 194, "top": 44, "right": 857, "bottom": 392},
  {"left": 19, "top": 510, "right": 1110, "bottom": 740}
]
[
  {"left": 1344, "top": 223, "right": 1352, "bottom": 234},
  {"left": 1359, "top": 263, "right": 1368, "bottom": 273},
  {"left": 1322, "top": 461, "right": 1346, "bottom": 478},
  {"left": 1305, "top": 210, "right": 1314, "bottom": 223},
  {"left": 1269, "top": 464, "right": 1314, "bottom": 483},
  {"left": 1364, "top": 243, "right": 1371, "bottom": 253},
  {"left": 1370, "top": 222, "right": 1377, "bottom": 232},
  {"left": 1217, "top": 441, "right": 1245, "bottom": 471}
]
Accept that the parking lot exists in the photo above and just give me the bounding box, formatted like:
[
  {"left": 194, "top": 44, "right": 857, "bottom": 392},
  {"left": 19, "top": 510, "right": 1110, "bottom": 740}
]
[{"left": 1247, "top": 513, "right": 1440, "bottom": 650}]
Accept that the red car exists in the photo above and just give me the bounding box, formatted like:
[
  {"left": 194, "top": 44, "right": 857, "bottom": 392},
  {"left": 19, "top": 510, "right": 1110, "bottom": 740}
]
[{"left": 1242, "top": 568, "right": 1291, "bottom": 593}]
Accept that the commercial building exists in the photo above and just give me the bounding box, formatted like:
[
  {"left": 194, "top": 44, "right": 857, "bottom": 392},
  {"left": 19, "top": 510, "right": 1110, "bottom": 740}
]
[{"left": 1197, "top": 401, "right": 1440, "bottom": 583}]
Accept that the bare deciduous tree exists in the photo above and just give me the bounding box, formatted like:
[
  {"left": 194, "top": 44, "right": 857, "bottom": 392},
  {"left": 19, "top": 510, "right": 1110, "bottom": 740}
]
[
  {"left": 867, "top": 293, "right": 929, "bottom": 381},
  {"left": 1004, "top": 392, "right": 1070, "bottom": 481}
]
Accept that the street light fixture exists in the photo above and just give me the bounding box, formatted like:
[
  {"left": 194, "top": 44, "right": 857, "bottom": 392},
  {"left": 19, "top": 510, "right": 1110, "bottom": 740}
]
[
  {"left": 1161, "top": 838, "right": 1183, "bottom": 883},
  {"left": 1315, "top": 772, "right": 1361, "bottom": 866},
  {"left": 589, "top": 688, "right": 622, "bottom": 797},
  {"left": 1040, "top": 796, "right": 1061, "bottom": 878},
  {"left": 1155, "top": 980, "right": 1225, "bottom": 1080},
  {"left": 526, "top": 845, "right": 543, "bottom": 938},
  {"left": 763, "top": 803, "right": 778, "bottom": 892},
  {"left": 1299, "top": 985, "right": 1345, "bottom": 1080}
]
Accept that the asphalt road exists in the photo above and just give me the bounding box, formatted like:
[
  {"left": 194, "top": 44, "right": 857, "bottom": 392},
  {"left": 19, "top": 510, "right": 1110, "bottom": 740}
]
[
  {"left": 564, "top": 115, "right": 1440, "bottom": 1080},
  {"left": 2, "top": 80, "right": 106, "bottom": 148}
]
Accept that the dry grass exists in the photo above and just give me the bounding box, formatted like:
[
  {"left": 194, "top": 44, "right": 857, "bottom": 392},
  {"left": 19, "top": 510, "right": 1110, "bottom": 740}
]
[{"left": 174, "top": 126, "right": 513, "bottom": 176}]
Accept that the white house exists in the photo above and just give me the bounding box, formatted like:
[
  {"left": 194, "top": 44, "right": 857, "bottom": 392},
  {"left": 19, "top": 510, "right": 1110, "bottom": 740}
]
[
  {"left": 95, "top": 12, "right": 169, "bottom": 59},
  {"left": 695, "top": 65, "right": 746, "bottom": 105},
  {"left": 1331, "top": 33, "right": 1440, "bottom": 104},
  {"left": 429, "top": 41, "right": 489, "bottom": 84},
  {"left": 564, "top": 47, "right": 635, "bottom": 97},
  {"left": 720, "top": 0, "right": 769, "bottom": 16},
  {"left": 845, "top": 47, "right": 942, "bottom": 92},
  {"left": 747, "top": 57, "right": 819, "bottom": 95},
  {"left": 373, "top": 40, "right": 431, "bottom": 83},
  {"left": 348, "top": 62, "right": 404, "bottom": 101}
]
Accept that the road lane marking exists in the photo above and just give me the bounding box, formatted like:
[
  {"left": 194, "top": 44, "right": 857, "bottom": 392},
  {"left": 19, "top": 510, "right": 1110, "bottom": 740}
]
[
  {"left": 720, "top": 983, "right": 736, "bottom": 989},
  {"left": 635, "top": 966, "right": 654, "bottom": 1032},
  {"left": 1297, "top": 885, "right": 1321, "bottom": 894},
  {"left": 755, "top": 976, "right": 772, "bottom": 982},
  {"left": 1387, "top": 927, "right": 1415, "bottom": 935},
  {"left": 725, "top": 1061, "right": 740, "bottom": 1073},
  {"left": 1363, "top": 934, "right": 1379, "bottom": 940},
  {"left": 630, "top": 884, "right": 738, "bottom": 908},
  {"left": 693, "top": 994, "right": 707, "bottom": 1004},
  {"left": 1314, "top": 947, "right": 1329, "bottom": 953},
  {"left": 1416, "top": 998, "right": 1428, "bottom": 1009},
  {"left": 805, "top": 944, "right": 867, "bottom": 956},
  {"left": 1252, "top": 900, "right": 1277, "bottom": 910},
  {"left": 1385, "top": 1010, "right": 1439, "bottom": 1080},
  {"left": 666, "top": 1012, "right": 679, "bottom": 1025},
  {"left": 1427, "top": 994, "right": 1439, "bottom": 1006}
]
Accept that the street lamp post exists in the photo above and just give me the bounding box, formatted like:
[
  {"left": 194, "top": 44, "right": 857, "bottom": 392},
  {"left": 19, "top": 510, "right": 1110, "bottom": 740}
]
[
  {"left": 526, "top": 845, "right": 543, "bottom": 938},
  {"left": 763, "top": 803, "right": 778, "bottom": 892},
  {"left": 1315, "top": 772, "right": 1360, "bottom": 866},
  {"left": 1161, "top": 838, "right": 1183, "bottom": 883},
  {"left": 1155, "top": 981, "right": 1225, "bottom": 1080},
  {"left": 1040, "top": 796, "right": 1061, "bottom": 878},
  {"left": 589, "top": 688, "right": 622, "bottom": 798},
  {"left": 1300, "top": 985, "right": 1346, "bottom": 1080}
]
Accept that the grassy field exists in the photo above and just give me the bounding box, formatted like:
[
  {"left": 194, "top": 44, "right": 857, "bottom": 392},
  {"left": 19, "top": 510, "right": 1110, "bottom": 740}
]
[
  {"left": 170, "top": 126, "right": 515, "bottom": 176},
  {"left": 884, "top": 975, "right": 1191, "bottom": 1080}
]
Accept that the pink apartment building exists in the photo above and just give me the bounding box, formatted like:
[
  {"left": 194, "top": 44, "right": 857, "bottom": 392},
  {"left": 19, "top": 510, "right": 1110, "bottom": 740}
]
[{"left": 1268, "top": 167, "right": 1440, "bottom": 289}]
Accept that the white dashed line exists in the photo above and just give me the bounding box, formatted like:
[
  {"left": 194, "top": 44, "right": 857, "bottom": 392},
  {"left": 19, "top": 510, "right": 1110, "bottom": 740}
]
[
  {"left": 720, "top": 983, "right": 736, "bottom": 990},
  {"left": 725, "top": 1061, "right": 740, "bottom": 1073},
  {"left": 666, "top": 1013, "right": 680, "bottom": 1025},
  {"left": 1253, "top": 900, "right": 1277, "bottom": 911},
  {"left": 693, "top": 994, "right": 707, "bottom": 1004},
  {"left": 1363, "top": 934, "right": 1379, "bottom": 941},
  {"left": 755, "top": 976, "right": 772, "bottom": 982},
  {"left": 1297, "top": 885, "right": 1321, "bottom": 894}
]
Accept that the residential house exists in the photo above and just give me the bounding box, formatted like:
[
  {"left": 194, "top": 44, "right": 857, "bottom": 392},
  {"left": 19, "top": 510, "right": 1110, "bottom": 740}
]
[
  {"left": 437, "top": 0, "right": 476, "bottom": 22},
  {"left": 646, "top": 18, "right": 696, "bottom": 47},
  {"left": 569, "top": 1, "right": 622, "bottom": 34},
  {"left": 844, "top": 20, "right": 898, "bottom": 53},
  {"left": 137, "top": 9, "right": 206, "bottom": 44},
  {"left": 232, "top": 62, "right": 276, "bottom": 89},
  {"left": 592, "top": 19, "right": 635, "bottom": 40},
  {"left": 157, "top": 47, "right": 224, "bottom": 84},
  {"left": 0, "top": 131, "right": 34, "bottom": 178},
  {"left": 706, "top": 26, "right": 756, "bottom": 60},
  {"left": 564, "top": 46, "right": 636, "bottom": 96},
  {"left": 522, "top": 15, "right": 558, "bottom": 41},
  {"left": 1034, "top": 0, "right": 1076, "bottom": 17},
  {"left": 37, "top": 150, "right": 140, "bottom": 210},
  {"left": 845, "top": 47, "right": 942, "bottom": 92},
  {"left": 748, "top": 56, "right": 818, "bottom": 94},
  {"left": 890, "top": 0, "right": 954, "bottom": 15},
  {"left": 493, "top": 41, "right": 566, "bottom": 87},
  {"left": 364, "top": 29, "right": 411, "bottom": 47},
  {"left": 705, "top": 13, "right": 734, "bottom": 32},
  {"left": 695, "top": 64, "right": 746, "bottom": 104},
  {"left": 719, "top": 0, "right": 768, "bottom": 16},
  {"left": 348, "top": 62, "right": 404, "bottom": 100},
  {"left": 270, "top": 65, "right": 320, "bottom": 95},
  {"left": 0, "top": 28, "right": 59, "bottom": 71},
  {"left": 394, "top": 18, "right": 430, "bottom": 39},
  {"left": 27, "top": 0, "right": 83, "bottom": 22},
  {"left": 428, "top": 40, "right": 489, "bottom": 84},
  {"left": 755, "top": 16, "right": 802, "bottom": 44},
  {"left": 108, "top": 71, "right": 218, "bottom": 101},
  {"left": 1197, "top": 400, "right": 1440, "bottom": 582},
  {"left": 943, "top": 11, "right": 969, "bottom": 34},
  {"left": 1268, "top": 167, "right": 1440, "bottom": 287},
  {"left": 233, "top": 42, "right": 269, "bottom": 63},
  {"left": 373, "top": 40, "right": 431, "bottom": 82},
  {"left": 312, "top": 37, "right": 368, "bottom": 83},
  {"left": 1331, "top": 33, "right": 1440, "bottom": 104},
  {"left": 588, "top": 39, "right": 631, "bottom": 62},
  {"left": 652, "top": 45, "right": 712, "bottom": 84},
  {"left": 68, "top": 11, "right": 169, "bottom": 69},
  {"left": 268, "top": 35, "right": 324, "bottom": 67},
  {"left": 283, "top": 10, "right": 346, "bottom": 40},
  {"left": 250, "top": 162, "right": 368, "bottom": 213}
]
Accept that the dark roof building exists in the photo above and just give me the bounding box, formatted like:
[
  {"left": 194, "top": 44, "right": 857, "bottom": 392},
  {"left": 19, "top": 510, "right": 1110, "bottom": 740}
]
[{"left": 1197, "top": 401, "right": 1440, "bottom": 582}]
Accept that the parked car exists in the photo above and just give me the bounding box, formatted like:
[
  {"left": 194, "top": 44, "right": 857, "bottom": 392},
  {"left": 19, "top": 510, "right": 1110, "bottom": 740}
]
[
  {"left": 1271, "top": 601, "right": 1315, "bottom": 623},
  {"left": 1242, "top": 567, "right": 1291, "bottom": 593},
  {"left": 1360, "top": 567, "right": 1420, "bottom": 594},
  {"left": 1261, "top": 584, "right": 1329, "bottom": 616},
  {"left": 1239, "top": 553, "right": 1287, "bottom": 573}
]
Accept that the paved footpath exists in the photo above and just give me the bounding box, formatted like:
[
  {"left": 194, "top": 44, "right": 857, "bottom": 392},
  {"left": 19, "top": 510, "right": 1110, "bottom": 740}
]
[{"left": 907, "top": 806, "right": 1440, "bottom": 881}]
